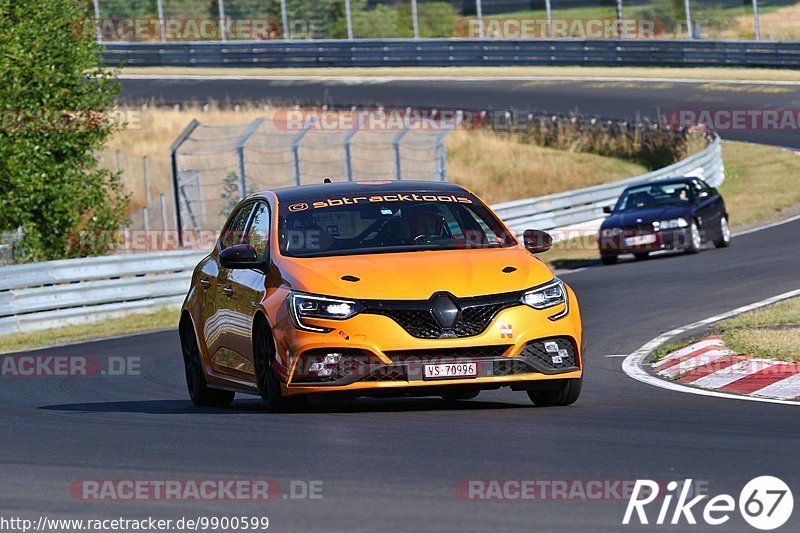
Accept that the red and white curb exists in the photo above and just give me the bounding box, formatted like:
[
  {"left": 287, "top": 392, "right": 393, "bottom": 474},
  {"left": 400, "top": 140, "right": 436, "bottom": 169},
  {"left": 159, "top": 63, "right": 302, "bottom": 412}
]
[
  {"left": 653, "top": 336, "right": 800, "bottom": 401},
  {"left": 623, "top": 288, "right": 800, "bottom": 406}
]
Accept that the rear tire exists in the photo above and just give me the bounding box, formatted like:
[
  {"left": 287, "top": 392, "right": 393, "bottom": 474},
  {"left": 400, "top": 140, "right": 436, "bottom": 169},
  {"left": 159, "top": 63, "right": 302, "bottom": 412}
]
[
  {"left": 600, "top": 254, "right": 618, "bottom": 265},
  {"left": 441, "top": 391, "right": 480, "bottom": 401},
  {"left": 181, "top": 320, "right": 235, "bottom": 407},
  {"left": 634, "top": 252, "right": 650, "bottom": 261},
  {"left": 527, "top": 378, "right": 582, "bottom": 407},
  {"left": 714, "top": 216, "right": 731, "bottom": 248}
]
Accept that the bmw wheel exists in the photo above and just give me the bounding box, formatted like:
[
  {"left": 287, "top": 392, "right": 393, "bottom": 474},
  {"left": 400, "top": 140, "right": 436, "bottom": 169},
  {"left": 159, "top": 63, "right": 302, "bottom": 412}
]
[
  {"left": 714, "top": 216, "right": 731, "bottom": 248},
  {"left": 685, "top": 220, "right": 702, "bottom": 254}
]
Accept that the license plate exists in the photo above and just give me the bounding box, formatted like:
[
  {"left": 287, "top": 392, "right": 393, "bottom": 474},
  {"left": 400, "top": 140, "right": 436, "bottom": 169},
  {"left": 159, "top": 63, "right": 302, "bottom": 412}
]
[
  {"left": 625, "top": 234, "right": 657, "bottom": 246},
  {"left": 423, "top": 362, "right": 477, "bottom": 380}
]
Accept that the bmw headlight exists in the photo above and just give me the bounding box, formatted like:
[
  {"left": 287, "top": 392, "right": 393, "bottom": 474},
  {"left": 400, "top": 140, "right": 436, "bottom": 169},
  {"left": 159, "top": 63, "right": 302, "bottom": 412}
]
[
  {"left": 520, "top": 278, "right": 566, "bottom": 311},
  {"left": 654, "top": 218, "right": 688, "bottom": 230},
  {"left": 289, "top": 292, "right": 364, "bottom": 332}
]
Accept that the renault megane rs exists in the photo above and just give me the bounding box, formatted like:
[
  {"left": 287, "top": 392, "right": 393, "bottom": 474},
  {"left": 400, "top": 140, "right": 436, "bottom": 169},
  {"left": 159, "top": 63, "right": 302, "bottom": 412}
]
[{"left": 180, "top": 181, "right": 583, "bottom": 410}]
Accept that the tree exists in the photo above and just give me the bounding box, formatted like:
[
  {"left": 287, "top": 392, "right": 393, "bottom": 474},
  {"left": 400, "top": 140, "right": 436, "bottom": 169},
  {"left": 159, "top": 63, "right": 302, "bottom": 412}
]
[{"left": 0, "top": 0, "right": 128, "bottom": 261}]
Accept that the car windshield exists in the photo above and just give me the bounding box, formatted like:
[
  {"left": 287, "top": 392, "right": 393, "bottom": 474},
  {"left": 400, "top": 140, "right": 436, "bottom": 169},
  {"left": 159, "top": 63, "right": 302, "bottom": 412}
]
[
  {"left": 279, "top": 191, "right": 514, "bottom": 258},
  {"left": 615, "top": 183, "right": 694, "bottom": 213}
]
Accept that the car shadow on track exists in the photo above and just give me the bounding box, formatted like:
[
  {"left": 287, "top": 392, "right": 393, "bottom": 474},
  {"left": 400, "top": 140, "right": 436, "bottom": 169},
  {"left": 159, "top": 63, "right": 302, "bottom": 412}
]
[{"left": 39, "top": 397, "right": 532, "bottom": 415}]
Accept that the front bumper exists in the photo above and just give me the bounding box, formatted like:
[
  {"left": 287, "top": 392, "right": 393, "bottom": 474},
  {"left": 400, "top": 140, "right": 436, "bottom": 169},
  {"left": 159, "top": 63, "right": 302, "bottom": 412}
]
[
  {"left": 599, "top": 228, "right": 691, "bottom": 254},
  {"left": 271, "top": 287, "right": 583, "bottom": 397}
]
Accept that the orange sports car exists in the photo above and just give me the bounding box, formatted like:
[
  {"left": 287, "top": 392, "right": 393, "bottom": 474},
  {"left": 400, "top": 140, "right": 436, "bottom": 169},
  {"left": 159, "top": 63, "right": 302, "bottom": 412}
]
[{"left": 179, "top": 181, "right": 583, "bottom": 410}]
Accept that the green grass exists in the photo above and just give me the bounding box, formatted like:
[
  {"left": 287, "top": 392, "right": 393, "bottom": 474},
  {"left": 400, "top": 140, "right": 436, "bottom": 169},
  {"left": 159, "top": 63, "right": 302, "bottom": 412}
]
[
  {"left": 718, "top": 298, "right": 800, "bottom": 330},
  {"left": 0, "top": 307, "right": 179, "bottom": 354},
  {"left": 718, "top": 297, "right": 800, "bottom": 363},
  {"left": 651, "top": 341, "right": 691, "bottom": 363}
]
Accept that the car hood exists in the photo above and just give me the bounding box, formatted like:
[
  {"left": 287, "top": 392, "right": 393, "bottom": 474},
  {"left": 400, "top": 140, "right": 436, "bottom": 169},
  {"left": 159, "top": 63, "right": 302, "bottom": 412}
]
[
  {"left": 602, "top": 206, "right": 690, "bottom": 229},
  {"left": 276, "top": 246, "right": 554, "bottom": 300}
]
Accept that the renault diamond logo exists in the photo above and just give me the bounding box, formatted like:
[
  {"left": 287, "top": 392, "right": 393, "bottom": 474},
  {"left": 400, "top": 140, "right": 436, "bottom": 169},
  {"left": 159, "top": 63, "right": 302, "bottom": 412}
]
[{"left": 431, "top": 294, "right": 459, "bottom": 329}]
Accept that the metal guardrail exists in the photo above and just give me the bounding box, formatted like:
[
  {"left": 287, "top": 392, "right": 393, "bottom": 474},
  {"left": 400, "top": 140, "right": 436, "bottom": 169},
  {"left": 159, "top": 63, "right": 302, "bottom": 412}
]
[
  {"left": 492, "top": 133, "right": 724, "bottom": 232},
  {"left": 103, "top": 39, "right": 800, "bottom": 69},
  {"left": 0, "top": 250, "right": 206, "bottom": 335},
  {"left": 0, "top": 134, "right": 723, "bottom": 336}
]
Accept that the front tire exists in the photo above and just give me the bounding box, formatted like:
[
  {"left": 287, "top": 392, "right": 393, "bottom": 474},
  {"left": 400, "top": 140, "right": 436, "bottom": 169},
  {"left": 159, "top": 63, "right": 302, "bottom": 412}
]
[
  {"left": 527, "top": 378, "right": 582, "bottom": 407},
  {"left": 600, "top": 254, "right": 618, "bottom": 265},
  {"left": 181, "top": 320, "right": 235, "bottom": 407},
  {"left": 253, "top": 319, "right": 296, "bottom": 412},
  {"left": 685, "top": 220, "right": 702, "bottom": 254},
  {"left": 634, "top": 252, "right": 650, "bottom": 261},
  {"left": 714, "top": 216, "right": 731, "bottom": 248}
]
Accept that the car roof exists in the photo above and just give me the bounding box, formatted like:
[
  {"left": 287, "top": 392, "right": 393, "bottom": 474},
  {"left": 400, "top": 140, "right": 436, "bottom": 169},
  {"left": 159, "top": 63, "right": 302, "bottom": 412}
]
[
  {"left": 623, "top": 177, "right": 701, "bottom": 190},
  {"left": 262, "top": 180, "right": 469, "bottom": 203}
]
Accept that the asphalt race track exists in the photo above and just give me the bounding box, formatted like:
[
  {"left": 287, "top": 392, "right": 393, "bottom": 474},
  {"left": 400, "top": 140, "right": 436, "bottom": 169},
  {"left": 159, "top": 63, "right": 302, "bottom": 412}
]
[
  {"left": 118, "top": 76, "right": 800, "bottom": 148},
  {"left": 2, "top": 78, "right": 799, "bottom": 531}
]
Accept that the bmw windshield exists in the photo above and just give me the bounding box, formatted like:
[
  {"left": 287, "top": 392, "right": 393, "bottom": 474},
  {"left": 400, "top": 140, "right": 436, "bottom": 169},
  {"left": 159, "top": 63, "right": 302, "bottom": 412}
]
[
  {"left": 615, "top": 182, "right": 694, "bottom": 213},
  {"left": 279, "top": 191, "right": 514, "bottom": 258}
]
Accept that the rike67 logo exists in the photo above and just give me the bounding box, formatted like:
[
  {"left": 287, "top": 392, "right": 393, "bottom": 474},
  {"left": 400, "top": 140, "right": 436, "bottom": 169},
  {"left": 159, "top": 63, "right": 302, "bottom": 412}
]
[{"left": 623, "top": 476, "right": 793, "bottom": 530}]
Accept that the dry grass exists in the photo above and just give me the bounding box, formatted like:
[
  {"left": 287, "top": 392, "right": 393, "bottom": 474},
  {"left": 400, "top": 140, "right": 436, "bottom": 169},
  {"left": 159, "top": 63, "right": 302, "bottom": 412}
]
[
  {"left": 446, "top": 129, "right": 646, "bottom": 204},
  {"left": 0, "top": 307, "right": 179, "bottom": 354},
  {"left": 719, "top": 298, "right": 800, "bottom": 331},
  {"left": 120, "top": 66, "right": 800, "bottom": 83},
  {"left": 721, "top": 5, "right": 800, "bottom": 41},
  {"left": 724, "top": 328, "right": 800, "bottom": 363}
]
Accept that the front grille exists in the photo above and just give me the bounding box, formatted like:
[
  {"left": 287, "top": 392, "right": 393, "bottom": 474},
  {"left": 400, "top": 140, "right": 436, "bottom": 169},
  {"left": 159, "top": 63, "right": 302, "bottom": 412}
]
[
  {"left": 384, "top": 345, "right": 510, "bottom": 362},
  {"left": 363, "top": 291, "right": 522, "bottom": 339}
]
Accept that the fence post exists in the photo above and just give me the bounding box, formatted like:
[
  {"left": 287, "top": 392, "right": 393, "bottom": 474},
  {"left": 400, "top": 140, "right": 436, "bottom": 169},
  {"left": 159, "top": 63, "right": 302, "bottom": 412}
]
[
  {"left": 545, "top": 0, "right": 552, "bottom": 38},
  {"left": 159, "top": 193, "right": 167, "bottom": 231},
  {"left": 291, "top": 124, "right": 312, "bottom": 186},
  {"left": 169, "top": 119, "right": 200, "bottom": 248},
  {"left": 143, "top": 156, "right": 151, "bottom": 233},
  {"left": 343, "top": 122, "right": 360, "bottom": 181},
  {"left": 753, "top": 0, "right": 761, "bottom": 40},
  {"left": 280, "top": 0, "right": 289, "bottom": 39},
  {"left": 475, "top": 0, "right": 484, "bottom": 38},
  {"left": 411, "top": 0, "right": 419, "bottom": 39},
  {"left": 392, "top": 127, "right": 410, "bottom": 180},
  {"left": 345, "top": 0, "right": 354, "bottom": 40},
  {"left": 235, "top": 117, "right": 265, "bottom": 199},
  {"left": 616, "top": 0, "right": 625, "bottom": 38},
  {"left": 218, "top": 0, "right": 227, "bottom": 41},
  {"left": 684, "top": 0, "right": 694, "bottom": 38},
  {"left": 157, "top": 0, "right": 166, "bottom": 41},
  {"left": 92, "top": 0, "right": 102, "bottom": 43}
]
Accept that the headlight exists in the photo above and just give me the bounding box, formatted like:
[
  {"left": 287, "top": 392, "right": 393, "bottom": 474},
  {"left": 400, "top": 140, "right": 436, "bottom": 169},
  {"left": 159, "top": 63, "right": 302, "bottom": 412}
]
[
  {"left": 520, "top": 278, "right": 566, "bottom": 311},
  {"left": 289, "top": 292, "right": 364, "bottom": 332},
  {"left": 655, "top": 218, "right": 688, "bottom": 230}
]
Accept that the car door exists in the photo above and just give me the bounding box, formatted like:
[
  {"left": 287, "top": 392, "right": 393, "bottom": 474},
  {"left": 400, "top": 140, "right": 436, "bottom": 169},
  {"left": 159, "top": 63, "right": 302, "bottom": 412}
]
[
  {"left": 219, "top": 201, "right": 271, "bottom": 380},
  {"left": 209, "top": 201, "right": 256, "bottom": 379},
  {"left": 692, "top": 179, "right": 722, "bottom": 238}
]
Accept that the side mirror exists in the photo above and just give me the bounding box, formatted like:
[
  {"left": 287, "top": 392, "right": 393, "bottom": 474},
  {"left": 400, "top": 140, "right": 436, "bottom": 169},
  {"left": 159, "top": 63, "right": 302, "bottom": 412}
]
[
  {"left": 698, "top": 191, "right": 710, "bottom": 200},
  {"left": 603, "top": 206, "right": 613, "bottom": 215},
  {"left": 219, "top": 244, "right": 265, "bottom": 271},
  {"left": 522, "top": 229, "right": 553, "bottom": 254}
]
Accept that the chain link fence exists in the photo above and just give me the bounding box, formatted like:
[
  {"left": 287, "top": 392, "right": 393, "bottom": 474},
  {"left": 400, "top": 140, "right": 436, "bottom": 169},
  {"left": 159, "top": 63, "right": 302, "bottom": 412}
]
[
  {"left": 88, "top": 0, "right": 796, "bottom": 42},
  {"left": 168, "top": 110, "right": 457, "bottom": 235}
]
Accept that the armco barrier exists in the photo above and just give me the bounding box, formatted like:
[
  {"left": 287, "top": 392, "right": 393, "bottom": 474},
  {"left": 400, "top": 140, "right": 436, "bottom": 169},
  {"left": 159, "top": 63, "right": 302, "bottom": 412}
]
[
  {"left": 103, "top": 39, "right": 800, "bottom": 69},
  {"left": 0, "top": 250, "right": 206, "bottom": 336},
  {"left": 0, "top": 134, "right": 723, "bottom": 336},
  {"left": 492, "top": 133, "right": 724, "bottom": 232}
]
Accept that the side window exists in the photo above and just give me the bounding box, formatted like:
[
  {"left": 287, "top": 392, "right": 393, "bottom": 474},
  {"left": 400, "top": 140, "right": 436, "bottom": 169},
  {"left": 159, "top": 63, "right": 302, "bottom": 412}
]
[
  {"left": 220, "top": 203, "right": 254, "bottom": 250},
  {"left": 246, "top": 203, "right": 271, "bottom": 261}
]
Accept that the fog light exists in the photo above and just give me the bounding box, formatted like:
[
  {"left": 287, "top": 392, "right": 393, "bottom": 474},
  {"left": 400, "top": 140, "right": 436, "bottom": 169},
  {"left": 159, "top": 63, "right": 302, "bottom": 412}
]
[
  {"left": 552, "top": 349, "right": 569, "bottom": 364},
  {"left": 324, "top": 353, "right": 342, "bottom": 364},
  {"left": 544, "top": 341, "right": 560, "bottom": 353},
  {"left": 317, "top": 367, "right": 333, "bottom": 377},
  {"left": 309, "top": 362, "right": 325, "bottom": 373}
]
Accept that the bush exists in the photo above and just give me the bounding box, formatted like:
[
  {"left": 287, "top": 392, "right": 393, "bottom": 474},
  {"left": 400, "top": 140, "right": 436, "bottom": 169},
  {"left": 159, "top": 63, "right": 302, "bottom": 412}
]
[{"left": 0, "top": 0, "right": 128, "bottom": 262}]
